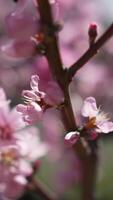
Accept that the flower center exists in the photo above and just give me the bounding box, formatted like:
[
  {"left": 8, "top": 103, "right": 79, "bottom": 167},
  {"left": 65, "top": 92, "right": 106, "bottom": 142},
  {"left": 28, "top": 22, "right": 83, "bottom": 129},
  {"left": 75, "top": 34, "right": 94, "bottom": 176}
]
[
  {"left": 85, "top": 117, "right": 97, "bottom": 129},
  {"left": 0, "top": 149, "right": 17, "bottom": 166}
]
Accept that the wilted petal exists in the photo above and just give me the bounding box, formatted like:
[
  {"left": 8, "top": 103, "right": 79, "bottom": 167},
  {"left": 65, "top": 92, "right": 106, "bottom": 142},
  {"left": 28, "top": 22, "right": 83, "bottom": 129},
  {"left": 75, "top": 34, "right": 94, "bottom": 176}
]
[
  {"left": 81, "top": 97, "right": 98, "bottom": 118},
  {"left": 65, "top": 131, "right": 80, "bottom": 146},
  {"left": 97, "top": 121, "right": 113, "bottom": 133}
]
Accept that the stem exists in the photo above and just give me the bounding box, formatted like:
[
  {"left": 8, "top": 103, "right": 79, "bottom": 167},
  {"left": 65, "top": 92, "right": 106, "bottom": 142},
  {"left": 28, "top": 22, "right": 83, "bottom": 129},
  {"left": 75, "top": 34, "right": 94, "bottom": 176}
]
[
  {"left": 36, "top": 0, "right": 98, "bottom": 199},
  {"left": 81, "top": 141, "right": 98, "bottom": 200},
  {"left": 28, "top": 179, "right": 57, "bottom": 200},
  {"left": 68, "top": 23, "right": 113, "bottom": 82}
]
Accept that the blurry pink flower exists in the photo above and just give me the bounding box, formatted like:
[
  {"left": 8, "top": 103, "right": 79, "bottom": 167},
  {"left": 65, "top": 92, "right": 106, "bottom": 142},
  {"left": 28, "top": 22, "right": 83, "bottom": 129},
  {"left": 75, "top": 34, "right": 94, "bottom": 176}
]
[
  {"left": 82, "top": 97, "right": 113, "bottom": 133},
  {"left": 0, "top": 88, "right": 25, "bottom": 145},
  {"left": 17, "top": 74, "right": 64, "bottom": 124},
  {"left": 16, "top": 127, "right": 48, "bottom": 162},
  {"left": 17, "top": 103, "right": 43, "bottom": 124},
  {"left": 43, "top": 81, "right": 64, "bottom": 105},
  {"left": 0, "top": 127, "right": 48, "bottom": 199},
  {"left": 1, "top": 39, "right": 35, "bottom": 58},
  {"left": 33, "top": 57, "right": 64, "bottom": 105},
  {"left": 0, "top": 0, "right": 59, "bottom": 58},
  {"left": 5, "top": 9, "right": 38, "bottom": 40},
  {"left": 0, "top": 88, "right": 48, "bottom": 199},
  {"left": 0, "top": 0, "right": 38, "bottom": 58}
]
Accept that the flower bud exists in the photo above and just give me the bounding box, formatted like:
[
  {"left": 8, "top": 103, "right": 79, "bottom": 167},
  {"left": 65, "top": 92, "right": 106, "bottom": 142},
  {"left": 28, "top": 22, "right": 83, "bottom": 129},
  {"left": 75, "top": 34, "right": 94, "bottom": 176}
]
[{"left": 88, "top": 22, "right": 98, "bottom": 47}]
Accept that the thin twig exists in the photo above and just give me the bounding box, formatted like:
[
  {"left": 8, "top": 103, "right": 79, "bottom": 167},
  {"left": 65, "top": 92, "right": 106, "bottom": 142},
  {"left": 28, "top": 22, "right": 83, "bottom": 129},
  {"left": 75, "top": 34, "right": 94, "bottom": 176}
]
[
  {"left": 68, "top": 23, "right": 113, "bottom": 82},
  {"left": 28, "top": 179, "right": 57, "bottom": 200}
]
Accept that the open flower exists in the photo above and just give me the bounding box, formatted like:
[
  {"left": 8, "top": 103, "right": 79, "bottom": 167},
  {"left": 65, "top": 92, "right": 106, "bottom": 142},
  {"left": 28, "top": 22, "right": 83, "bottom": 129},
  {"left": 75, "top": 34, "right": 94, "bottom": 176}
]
[
  {"left": 0, "top": 127, "right": 48, "bottom": 200},
  {"left": 17, "top": 74, "right": 64, "bottom": 124},
  {"left": 0, "top": 88, "right": 48, "bottom": 199},
  {"left": 82, "top": 97, "right": 113, "bottom": 133},
  {"left": 17, "top": 75, "right": 45, "bottom": 124},
  {"left": 65, "top": 97, "right": 113, "bottom": 146}
]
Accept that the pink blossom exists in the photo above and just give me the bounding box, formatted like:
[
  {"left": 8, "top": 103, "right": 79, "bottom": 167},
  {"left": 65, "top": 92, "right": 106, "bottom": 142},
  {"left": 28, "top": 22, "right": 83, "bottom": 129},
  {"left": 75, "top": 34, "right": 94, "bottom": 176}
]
[
  {"left": 0, "top": 88, "right": 48, "bottom": 199},
  {"left": 33, "top": 57, "right": 64, "bottom": 105},
  {"left": 17, "top": 75, "right": 64, "bottom": 124},
  {"left": 81, "top": 97, "right": 98, "bottom": 118},
  {"left": 0, "top": 127, "right": 48, "bottom": 199},
  {"left": 1, "top": 39, "right": 35, "bottom": 58},
  {"left": 43, "top": 81, "right": 64, "bottom": 105},
  {"left": 0, "top": 0, "right": 59, "bottom": 58},
  {"left": 0, "top": 0, "right": 38, "bottom": 58},
  {"left": 65, "top": 97, "right": 113, "bottom": 146},
  {"left": 82, "top": 97, "right": 113, "bottom": 133},
  {"left": 17, "top": 75, "right": 45, "bottom": 124}
]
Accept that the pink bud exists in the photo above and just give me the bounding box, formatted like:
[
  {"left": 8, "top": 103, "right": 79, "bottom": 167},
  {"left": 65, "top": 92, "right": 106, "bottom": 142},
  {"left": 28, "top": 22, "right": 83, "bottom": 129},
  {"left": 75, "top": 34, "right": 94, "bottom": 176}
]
[
  {"left": 88, "top": 22, "right": 98, "bottom": 46},
  {"left": 64, "top": 131, "right": 80, "bottom": 146}
]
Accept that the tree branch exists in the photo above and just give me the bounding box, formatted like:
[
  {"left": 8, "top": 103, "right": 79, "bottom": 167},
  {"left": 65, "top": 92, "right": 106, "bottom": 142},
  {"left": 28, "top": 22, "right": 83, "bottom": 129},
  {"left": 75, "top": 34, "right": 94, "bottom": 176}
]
[
  {"left": 36, "top": 0, "right": 99, "bottom": 199},
  {"left": 68, "top": 23, "right": 113, "bottom": 82}
]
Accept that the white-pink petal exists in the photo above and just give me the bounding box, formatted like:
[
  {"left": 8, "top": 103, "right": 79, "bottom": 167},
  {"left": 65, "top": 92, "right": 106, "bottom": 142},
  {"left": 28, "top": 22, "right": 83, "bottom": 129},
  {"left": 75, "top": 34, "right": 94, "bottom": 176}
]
[
  {"left": 30, "top": 75, "right": 39, "bottom": 91},
  {"left": 18, "top": 159, "right": 33, "bottom": 176},
  {"left": 97, "top": 121, "right": 113, "bottom": 133},
  {"left": 65, "top": 131, "right": 80, "bottom": 146},
  {"left": 81, "top": 97, "right": 98, "bottom": 118},
  {"left": 14, "top": 175, "right": 27, "bottom": 185},
  {"left": 22, "top": 90, "right": 39, "bottom": 101}
]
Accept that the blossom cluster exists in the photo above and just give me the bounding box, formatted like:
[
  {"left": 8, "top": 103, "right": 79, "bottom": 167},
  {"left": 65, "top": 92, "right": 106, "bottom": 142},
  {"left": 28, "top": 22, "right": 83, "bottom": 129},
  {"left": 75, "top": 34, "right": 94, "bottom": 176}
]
[
  {"left": 17, "top": 74, "right": 64, "bottom": 124},
  {"left": 0, "top": 88, "right": 48, "bottom": 200}
]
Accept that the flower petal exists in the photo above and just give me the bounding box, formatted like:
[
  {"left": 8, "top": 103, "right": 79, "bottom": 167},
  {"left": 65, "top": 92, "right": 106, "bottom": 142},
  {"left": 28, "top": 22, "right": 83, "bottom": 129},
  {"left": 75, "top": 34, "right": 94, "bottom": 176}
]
[
  {"left": 14, "top": 175, "right": 27, "bottom": 185},
  {"left": 65, "top": 131, "right": 80, "bottom": 146},
  {"left": 30, "top": 75, "right": 39, "bottom": 91},
  {"left": 81, "top": 97, "right": 98, "bottom": 118},
  {"left": 97, "top": 121, "right": 113, "bottom": 133},
  {"left": 22, "top": 90, "right": 39, "bottom": 101}
]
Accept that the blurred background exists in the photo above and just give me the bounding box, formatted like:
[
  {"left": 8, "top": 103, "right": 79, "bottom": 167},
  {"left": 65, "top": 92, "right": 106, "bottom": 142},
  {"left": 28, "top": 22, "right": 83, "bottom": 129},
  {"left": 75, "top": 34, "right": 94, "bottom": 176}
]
[{"left": 0, "top": 0, "right": 113, "bottom": 199}]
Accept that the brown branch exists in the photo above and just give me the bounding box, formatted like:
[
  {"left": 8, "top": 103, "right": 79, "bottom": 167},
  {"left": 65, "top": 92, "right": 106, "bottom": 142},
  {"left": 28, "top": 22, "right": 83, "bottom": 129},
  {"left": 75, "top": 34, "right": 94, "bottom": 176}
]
[
  {"left": 36, "top": 0, "right": 98, "bottom": 199},
  {"left": 68, "top": 23, "right": 113, "bottom": 82},
  {"left": 37, "top": 0, "right": 77, "bottom": 130},
  {"left": 28, "top": 179, "right": 57, "bottom": 200}
]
